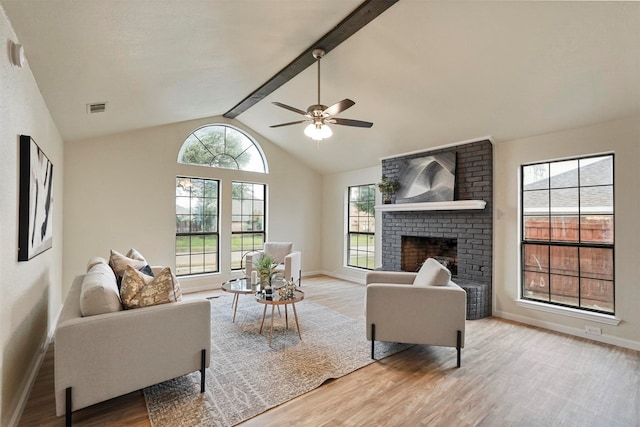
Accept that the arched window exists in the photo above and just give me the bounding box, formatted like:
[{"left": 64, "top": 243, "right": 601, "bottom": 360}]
[{"left": 177, "top": 124, "right": 267, "bottom": 173}]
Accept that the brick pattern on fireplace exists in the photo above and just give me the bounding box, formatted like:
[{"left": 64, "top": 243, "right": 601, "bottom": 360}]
[{"left": 381, "top": 139, "right": 493, "bottom": 318}]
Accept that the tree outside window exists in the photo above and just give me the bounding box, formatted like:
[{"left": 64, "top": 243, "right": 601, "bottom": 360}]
[
  {"left": 175, "top": 177, "right": 219, "bottom": 276},
  {"left": 348, "top": 184, "right": 376, "bottom": 269}
]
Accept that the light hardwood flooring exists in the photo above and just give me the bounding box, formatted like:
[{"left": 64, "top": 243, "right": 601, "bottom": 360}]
[{"left": 19, "top": 275, "right": 640, "bottom": 426}]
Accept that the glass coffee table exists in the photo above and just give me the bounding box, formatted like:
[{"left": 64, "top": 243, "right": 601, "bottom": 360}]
[
  {"left": 222, "top": 278, "right": 286, "bottom": 322},
  {"left": 221, "top": 278, "right": 260, "bottom": 323},
  {"left": 257, "top": 290, "right": 304, "bottom": 346}
]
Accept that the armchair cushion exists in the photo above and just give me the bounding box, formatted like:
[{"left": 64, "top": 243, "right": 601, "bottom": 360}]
[
  {"left": 264, "top": 242, "right": 294, "bottom": 263},
  {"left": 413, "top": 258, "right": 451, "bottom": 287}
]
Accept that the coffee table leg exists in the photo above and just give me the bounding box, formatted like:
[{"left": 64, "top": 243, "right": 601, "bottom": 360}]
[
  {"left": 232, "top": 294, "right": 240, "bottom": 323},
  {"left": 291, "top": 301, "right": 302, "bottom": 340},
  {"left": 259, "top": 304, "right": 267, "bottom": 334},
  {"left": 284, "top": 304, "right": 289, "bottom": 330},
  {"left": 269, "top": 304, "right": 276, "bottom": 346}
]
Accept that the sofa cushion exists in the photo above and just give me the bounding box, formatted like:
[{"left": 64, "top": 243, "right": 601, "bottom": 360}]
[
  {"left": 413, "top": 258, "right": 451, "bottom": 287},
  {"left": 120, "top": 266, "right": 182, "bottom": 309},
  {"left": 80, "top": 263, "right": 123, "bottom": 316},
  {"left": 86, "top": 256, "right": 109, "bottom": 272}
]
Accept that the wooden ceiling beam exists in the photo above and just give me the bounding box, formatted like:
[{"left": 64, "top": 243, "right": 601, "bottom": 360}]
[{"left": 223, "top": 0, "right": 399, "bottom": 119}]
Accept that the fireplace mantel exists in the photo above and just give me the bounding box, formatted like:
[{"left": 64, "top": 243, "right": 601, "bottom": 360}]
[{"left": 375, "top": 200, "right": 486, "bottom": 212}]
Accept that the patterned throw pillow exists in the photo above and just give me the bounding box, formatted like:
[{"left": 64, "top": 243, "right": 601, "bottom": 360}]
[
  {"left": 120, "top": 265, "right": 182, "bottom": 309},
  {"left": 109, "top": 249, "right": 148, "bottom": 277}
]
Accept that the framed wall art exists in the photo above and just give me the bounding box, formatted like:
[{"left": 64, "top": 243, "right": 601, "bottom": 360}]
[
  {"left": 18, "top": 134, "right": 54, "bottom": 261},
  {"left": 395, "top": 151, "right": 456, "bottom": 203}
]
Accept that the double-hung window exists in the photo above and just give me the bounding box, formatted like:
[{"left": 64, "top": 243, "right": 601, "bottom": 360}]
[
  {"left": 175, "top": 177, "right": 219, "bottom": 275},
  {"left": 347, "top": 184, "right": 376, "bottom": 269},
  {"left": 521, "top": 155, "right": 614, "bottom": 314},
  {"left": 231, "top": 182, "right": 266, "bottom": 270}
]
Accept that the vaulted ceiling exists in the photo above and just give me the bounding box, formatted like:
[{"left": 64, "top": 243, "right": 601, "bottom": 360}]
[{"left": 2, "top": 1, "right": 639, "bottom": 174}]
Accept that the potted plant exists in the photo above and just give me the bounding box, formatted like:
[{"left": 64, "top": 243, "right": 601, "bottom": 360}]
[
  {"left": 253, "top": 254, "right": 280, "bottom": 288},
  {"left": 377, "top": 175, "right": 400, "bottom": 204}
]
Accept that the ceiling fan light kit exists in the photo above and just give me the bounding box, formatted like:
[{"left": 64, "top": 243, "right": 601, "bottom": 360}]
[
  {"left": 304, "top": 122, "right": 332, "bottom": 141},
  {"left": 271, "top": 48, "right": 373, "bottom": 142}
]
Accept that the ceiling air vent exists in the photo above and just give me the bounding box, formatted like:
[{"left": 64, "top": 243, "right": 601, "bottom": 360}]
[{"left": 86, "top": 102, "right": 107, "bottom": 114}]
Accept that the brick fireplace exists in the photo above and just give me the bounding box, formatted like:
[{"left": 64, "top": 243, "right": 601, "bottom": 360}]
[
  {"left": 401, "top": 236, "right": 458, "bottom": 275},
  {"left": 380, "top": 139, "right": 493, "bottom": 319}
]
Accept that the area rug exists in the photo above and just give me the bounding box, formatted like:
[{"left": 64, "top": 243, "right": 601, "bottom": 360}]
[{"left": 144, "top": 294, "right": 409, "bottom": 426}]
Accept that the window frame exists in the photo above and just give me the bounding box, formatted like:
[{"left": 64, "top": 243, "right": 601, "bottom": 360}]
[
  {"left": 175, "top": 176, "right": 220, "bottom": 276},
  {"left": 177, "top": 124, "right": 268, "bottom": 173},
  {"left": 231, "top": 181, "right": 267, "bottom": 271},
  {"left": 347, "top": 184, "right": 376, "bottom": 270},
  {"left": 520, "top": 154, "right": 615, "bottom": 315}
]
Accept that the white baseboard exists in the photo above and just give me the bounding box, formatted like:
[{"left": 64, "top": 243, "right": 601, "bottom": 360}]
[
  {"left": 8, "top": 321, "right": 57, "bottom": 427},
  {"left": 494, "top": 309, "right": 640, "bottom": 351}
]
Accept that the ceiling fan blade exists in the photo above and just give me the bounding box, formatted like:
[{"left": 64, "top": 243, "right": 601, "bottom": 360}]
[
  {"left": 270, "top": 120, "right": 309, "bottom": 128},
  {"left": 323, "top": 99, "right": 355, "bottom": 116},
  {"left": 272, "top": 102, "right": 308, "bottom": 116},
  {"left": 330, "top": 118, "right": 374, "bottom": 128}
]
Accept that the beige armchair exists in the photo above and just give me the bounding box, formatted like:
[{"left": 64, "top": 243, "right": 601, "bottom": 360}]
[
  {"left": 245, "top": 242, "right": 302, "bottom": 286},
  {"left": 365, "top": 258, "right": 467, "bottom": 367}
]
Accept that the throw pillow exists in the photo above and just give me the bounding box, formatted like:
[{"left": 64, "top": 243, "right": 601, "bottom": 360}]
[
  {"left": 126, "top": 247, "right": 147, "bottom": 262},
  {"left": 413, "top": 258, "right": 451, "bottom": 287},
  {"left": 120, "top": 265, "right": 182, "bottom": 309},
  {"left": 80, "top": 263, "right": 123, "bottom": 316},
  {"left": 109, "top": 249, "right": 148, "bottom": 277}
]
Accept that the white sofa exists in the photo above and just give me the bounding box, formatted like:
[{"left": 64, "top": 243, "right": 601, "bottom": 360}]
[
  {"left": 55, "top": 266, "right": 211, "bottom": 425},
  {"left": 365, "top": 258, "right": 467, "bottom": 367}
]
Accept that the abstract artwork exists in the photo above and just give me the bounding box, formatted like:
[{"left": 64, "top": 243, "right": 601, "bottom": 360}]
[
  {"left": 395, "top": 151, "right": 456, "bottom": 203},
  {"left": 18, "top": 135, "right": 54, "bottom": 261}
]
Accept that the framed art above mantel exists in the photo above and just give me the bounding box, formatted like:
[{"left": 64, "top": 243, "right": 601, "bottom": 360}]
[{"left": 18, "top": 134, "right": 54, "bottom": 261}]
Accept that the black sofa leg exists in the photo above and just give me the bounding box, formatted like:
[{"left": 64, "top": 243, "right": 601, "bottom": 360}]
[
  {"left": 200, "top": 349, "right": 206, "bottom": 393},
  {"left": 371, "top": 323, "right": 376, "bottom": 360},
  {"left": 65, "top": 387, "right": 72, "bottom": 427},
  {"left": 456, "top": 330, "right": 462, "bottom": 368}
]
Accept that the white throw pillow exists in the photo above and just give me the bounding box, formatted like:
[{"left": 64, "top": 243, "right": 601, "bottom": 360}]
[{"left": 413, "top": 258, "right": 451, "bottom": 287}]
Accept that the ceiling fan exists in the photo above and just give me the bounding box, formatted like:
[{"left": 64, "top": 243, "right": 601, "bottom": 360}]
[{"left": 270, "top": 48, "right": 373, "bottom": 141}]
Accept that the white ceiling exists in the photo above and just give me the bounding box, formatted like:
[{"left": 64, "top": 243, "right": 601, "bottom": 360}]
[{"left": 3, "top": 1, "right": 639, "bottom": 174}]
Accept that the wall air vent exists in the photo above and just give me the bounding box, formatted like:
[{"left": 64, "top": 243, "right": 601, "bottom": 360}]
[{"left": 86, "top": 102, "right": 107, "bottom": 114}]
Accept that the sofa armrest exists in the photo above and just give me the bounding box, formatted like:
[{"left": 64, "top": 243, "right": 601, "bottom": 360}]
[
  {"left": 54, "top": 298, "right": 211, "bottom": 416},
  {"left": 365, "top": 271, "right": 417, "bottom": 285},
  {"left": 365, "top": 282, "right": 466, "bottom": 347}
]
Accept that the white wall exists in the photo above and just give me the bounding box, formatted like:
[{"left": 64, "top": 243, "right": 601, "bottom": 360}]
[
  {"left": 322, "top": 165, "right": 381, "bottom": 283},
  {"left": 494, "top": 115, "right": 640, "bottom": 349},
  {"left": 0, "top": 7, "right": 64, "bottom": 425},
  {"left": 63, "top": 116, "right": 322, "bottom": 294}
]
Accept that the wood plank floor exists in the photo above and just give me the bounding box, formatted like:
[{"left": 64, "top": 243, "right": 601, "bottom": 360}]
[{"left": 19, "top": 275, "right": 640, "bottom": 426}]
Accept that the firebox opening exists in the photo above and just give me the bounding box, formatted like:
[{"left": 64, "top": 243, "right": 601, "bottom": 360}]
[{"left": 401, "top": 236, "right": 458, "bottom": 275}]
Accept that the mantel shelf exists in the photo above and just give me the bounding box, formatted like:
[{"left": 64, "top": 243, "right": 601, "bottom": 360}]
[{"left": 375, "top": 200, "right": 486, "bottom": 212}]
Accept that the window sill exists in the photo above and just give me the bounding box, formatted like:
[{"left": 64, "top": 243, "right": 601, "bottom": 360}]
[{"left": 515, "top": 299, "right": 620, "bottom": 326}]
